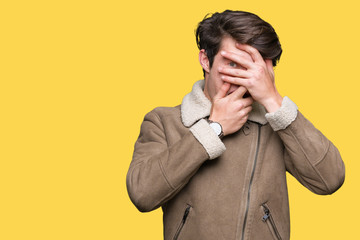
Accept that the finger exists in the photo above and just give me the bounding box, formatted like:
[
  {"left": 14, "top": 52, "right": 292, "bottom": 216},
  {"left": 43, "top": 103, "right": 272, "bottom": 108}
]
[
  {"left": 214, "top": 82, "right": 231, "bottom": 100},
  {"left": 229, "top": 49, "right": 253, "bottom": 62},
  {"left": 233, "top": 96, "right": 254, "bottom": 109},
  {"left": 221, "top": 75, "right": 249, "bottom": 88},
  {"left": 229, "top": 86, "right": 247, "bottom": 99},
  {"left": 220, "top": 51, "right": 253, "bottom": 70},
  {"left": 235, "top": 106, "right": 252, "bottom": 123},
  {"left": 235, "top": 43, "right": 265, "bottom": 65},
  {"left": 218, "top": 66, "right": 251, "bottom": 78},
  {"left": 239, "top": 105, "right": 253, "bottom": 116},
  {"left": 239, "top": 96, "right": 254, "bottom": 108}
]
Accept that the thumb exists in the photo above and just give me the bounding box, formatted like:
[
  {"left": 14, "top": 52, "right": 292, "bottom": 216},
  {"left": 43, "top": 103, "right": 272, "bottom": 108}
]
[{"left": 214, "top": 82, "right": 231, "bottom": 100}]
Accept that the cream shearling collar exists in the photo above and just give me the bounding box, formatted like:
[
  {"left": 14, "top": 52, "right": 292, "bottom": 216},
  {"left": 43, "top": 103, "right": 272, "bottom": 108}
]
[{"left": 181, "top": 80, "right": 268, "bottom": 127}]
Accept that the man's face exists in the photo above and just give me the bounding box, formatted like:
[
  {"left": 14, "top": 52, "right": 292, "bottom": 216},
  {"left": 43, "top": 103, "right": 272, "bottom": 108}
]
[{"left": 202, "top": 36, "right": 253, "bottom": 101}]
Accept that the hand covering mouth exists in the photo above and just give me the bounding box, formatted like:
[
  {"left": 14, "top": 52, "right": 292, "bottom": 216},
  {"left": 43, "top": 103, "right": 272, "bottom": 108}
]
[
  {"left": 243, "top": 91, "right": 251, "bottom": 98},
  {"left": 227, "top": 90, "right": 251, "bottom": 98}
]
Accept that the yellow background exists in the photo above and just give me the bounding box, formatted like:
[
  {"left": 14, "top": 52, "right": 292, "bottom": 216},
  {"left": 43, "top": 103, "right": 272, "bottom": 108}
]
[{"left": 1, "top": 0, "right": 359, "bottom": 239}]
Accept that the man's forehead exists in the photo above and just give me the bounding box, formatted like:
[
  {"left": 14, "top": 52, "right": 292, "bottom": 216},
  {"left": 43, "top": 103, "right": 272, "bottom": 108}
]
[{"left": 219, "top": 36, "right": 245, "bottom": 54}]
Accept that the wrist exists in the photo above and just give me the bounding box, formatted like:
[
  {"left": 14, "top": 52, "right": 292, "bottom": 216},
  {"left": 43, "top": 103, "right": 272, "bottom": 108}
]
[
  {"left": 262, "top": 94, "right": 283, "bottom": 113},
  {"left": 206, "top": 118, "right": 224, "bottom": 138},
  {"left": 208, "top": 115, "right": 228, "bottom": 136}
]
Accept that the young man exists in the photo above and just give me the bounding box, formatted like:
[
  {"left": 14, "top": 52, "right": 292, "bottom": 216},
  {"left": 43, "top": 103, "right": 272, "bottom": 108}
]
[{"left": 126, "top": 10, "right": 345, "bottom": 240}]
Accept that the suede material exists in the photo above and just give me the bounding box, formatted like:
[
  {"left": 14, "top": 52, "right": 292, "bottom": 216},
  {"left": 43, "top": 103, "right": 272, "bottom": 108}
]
[
  {"left": 279, "top": 112, "right": 345, "bottom": 195},
  {"left": 127, "top": 93, "right": 345, "bottom": 240},
  {"left": 127, "top": 107, "right": 209, "bottom": 212}
]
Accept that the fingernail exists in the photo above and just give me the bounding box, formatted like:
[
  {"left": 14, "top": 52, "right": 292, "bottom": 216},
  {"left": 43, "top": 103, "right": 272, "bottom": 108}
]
[
  {"left": 218, "top": 67, "right": 223, "bottom": 71},
  {"left": 221, "top": 51, "right": 226, "bottom": 55}
]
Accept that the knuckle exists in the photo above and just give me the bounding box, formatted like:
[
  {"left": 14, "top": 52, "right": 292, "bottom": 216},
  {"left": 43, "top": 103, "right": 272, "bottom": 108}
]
[
  {"left": 244, "top": 53, "right": 252, "bottom": 61},
  {"left": 225, "top": 52, "right": 233, "bottom": 59},
  {"left": 258, "top": 66, "right": 265, "bottom": 74},
  {"left": 237, "top": 112, "right": 243, "bottom": 119},
  {"left": 238, "top": 109, "right": 245, "bottom": 117},
  {"left": 239, "top": 112, "right": 245, "bottom": 118},
  {"left": 247, "top": 48, "right": 255, "bottom": 55}
]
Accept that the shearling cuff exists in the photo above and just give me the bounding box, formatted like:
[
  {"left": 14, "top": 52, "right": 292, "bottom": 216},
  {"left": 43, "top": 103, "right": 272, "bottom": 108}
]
[
  {"left": 189, "top": 119, "right": 226, "bottom": 160},
  {"left": 265, "top": 96, "right": 298, "bottom": 131}
]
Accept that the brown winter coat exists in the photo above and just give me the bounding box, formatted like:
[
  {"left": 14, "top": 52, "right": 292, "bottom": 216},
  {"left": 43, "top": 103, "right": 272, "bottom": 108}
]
[{"left": 126, "top": 80, "right": 345, "bottom": 240}]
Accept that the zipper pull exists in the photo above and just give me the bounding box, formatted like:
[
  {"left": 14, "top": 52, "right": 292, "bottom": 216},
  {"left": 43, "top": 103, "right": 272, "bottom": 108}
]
[
  {"left": 262, "top": 205, "right": 270, "bottom": 222},
  {"left": 182, "top": 206, "right": 190, "bottom": 223}
]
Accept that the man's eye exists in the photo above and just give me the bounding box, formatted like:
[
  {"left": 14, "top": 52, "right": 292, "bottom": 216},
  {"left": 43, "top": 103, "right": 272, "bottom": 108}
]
[{"left": 229, "top": 62, "right": 237, "bottom": 67}]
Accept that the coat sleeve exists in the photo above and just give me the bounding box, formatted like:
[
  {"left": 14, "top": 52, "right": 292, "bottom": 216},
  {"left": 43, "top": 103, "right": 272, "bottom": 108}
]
[
  {"left": 265, "top": 97, "right": 345, "bottom": 195},
  {"left": 126, "top": 109, "right": 226, "bottom": 212}
]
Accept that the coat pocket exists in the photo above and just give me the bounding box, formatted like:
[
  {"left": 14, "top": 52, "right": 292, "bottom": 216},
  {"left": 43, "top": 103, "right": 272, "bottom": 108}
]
[
  {"left": 261, "top": 203, "right": 282, "bottom": 240},
  {"left": 173, "top": 204, "right": 192, "bottom": 240}
]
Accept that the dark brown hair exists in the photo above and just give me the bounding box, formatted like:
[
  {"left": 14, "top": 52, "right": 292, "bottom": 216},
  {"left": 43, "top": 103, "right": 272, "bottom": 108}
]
[{"left": 195, "top": 10, "right": 282, "bottom": 76}]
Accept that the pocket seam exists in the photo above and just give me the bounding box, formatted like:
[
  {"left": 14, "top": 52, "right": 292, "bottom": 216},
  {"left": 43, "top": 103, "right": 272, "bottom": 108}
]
[
  {"left": 261, "top": 203, "right": 282, "bottom": 240},
  {"left": 173, "top": 204, "right": 192, "bottom": 240}
]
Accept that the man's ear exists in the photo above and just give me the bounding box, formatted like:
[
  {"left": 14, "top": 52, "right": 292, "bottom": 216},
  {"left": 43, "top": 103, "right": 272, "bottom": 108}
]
[
  {"left": 265, "top": 59, "right": 275, "bottom": 81},
  {"left": 199, "top": 49, "right": 210, "bottom": 73}
]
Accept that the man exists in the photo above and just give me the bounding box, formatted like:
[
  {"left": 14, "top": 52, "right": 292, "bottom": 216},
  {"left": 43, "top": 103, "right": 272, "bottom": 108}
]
[{"left": 126, "top": 10, "right": 345, "bottom": 240}]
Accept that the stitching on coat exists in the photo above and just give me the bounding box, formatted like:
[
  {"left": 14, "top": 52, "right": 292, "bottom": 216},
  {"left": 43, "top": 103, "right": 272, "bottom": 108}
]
[
  {"left": 287, "top": 127, "right": 331, "bottom": 194},
  {"left": 234, "top": 125, "right": 257, "bottom": 240},
  {"left": 313, "top": 140, "right": 331, "bottom": 166},
  {"left": 153, "top": 110, "right": 169, "bottom": 147},
  {"left": 288, "top": 162, "right": 317, "bottom": 193},
  {"left": 158, "top": 157, "right": 175, "bottom": 190},
  {"left": 152, "top": 111, "right": 175, "bottom": 190}
]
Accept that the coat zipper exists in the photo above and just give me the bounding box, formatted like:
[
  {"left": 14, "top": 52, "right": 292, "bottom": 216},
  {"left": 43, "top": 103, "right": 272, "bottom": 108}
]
[
  {"left": 173, "top": 205, "right": 191, "bottom": 240},
  {"left": 241, "top": 123, "right": 261, "bottom": 240},
  {"left": 262, "top": 204, "right": 282, "bottom": 240}
]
